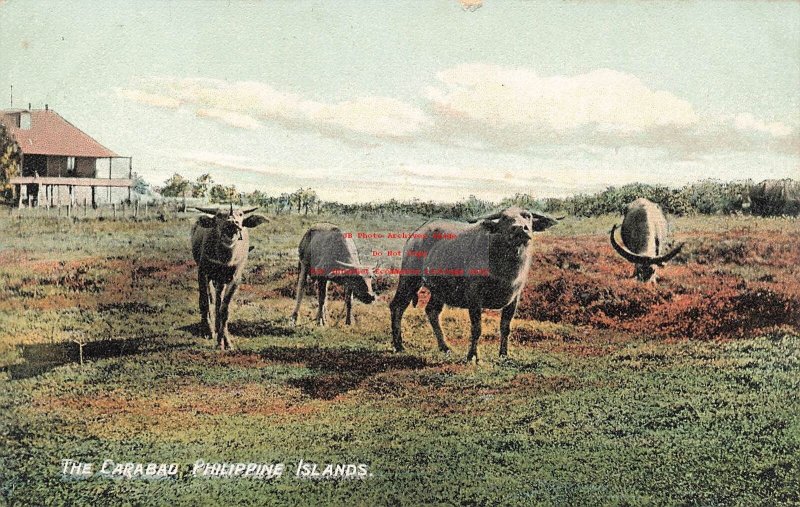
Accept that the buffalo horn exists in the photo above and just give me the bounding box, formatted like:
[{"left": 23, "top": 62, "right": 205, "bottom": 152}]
[
  {"left": 335, "top": 260, "right": 361, "bottom": 269},
  {"left": 609, "top": 224, "right": 684, "bottom": 266},
  {"left": 242, "top": 207, "right": 259, "bottom": 214},
  {"left": 467, "top": 211, "right": 504, "bottom": 223},
  {"left": 192, "top": 206, "right": 219, "bottom": 215}
]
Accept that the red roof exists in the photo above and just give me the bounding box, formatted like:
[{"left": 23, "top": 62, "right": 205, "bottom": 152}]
[{"left": 0, "top": 109, "right": 118, "bottom": 158}]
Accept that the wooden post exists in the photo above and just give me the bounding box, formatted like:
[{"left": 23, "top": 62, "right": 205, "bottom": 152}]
[
  {"left": 91, "top": 186, "right": 97, "bottom": 209},
  {"left": 17, "top": 185, "right": 22, "bottom": 209},
  {"left": 69, "top": 185, "right": 74, "bottom": 206},
  {"left": 67, "top": 203, "right": 72, "bottom": 218},
  {"left": 144, "top": 201, "right": 148, "bottom": 218},
  {"left": 49, "top": 186, "right": 54, "bottom": 207},
  {"left": 134, "top": 201, "right": 139, "bottom": 218},
  {"left": 113, "top": 203, "right": 117, "bottom": 219},
  {"left": 83, "top": 198, "right": 88, "bottom": 217}
]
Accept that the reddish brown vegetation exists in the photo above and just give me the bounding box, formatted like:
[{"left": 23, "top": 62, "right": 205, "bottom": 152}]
[{"left": 520, "top": 229, "right": 800, "bottom": 340}]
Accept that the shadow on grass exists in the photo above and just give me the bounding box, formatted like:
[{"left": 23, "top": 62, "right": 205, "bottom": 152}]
[
  {"left": 228, "top": 320, "right": 296, "bottom": 338},
  {"left": 6, "top": 337, "right": 180, "bottom": 380},
  {"left": 179, "top": 320, "right": 296, "bottom": 339},
  {"left": 257, "top": 345, "right": 428, "bottom": 400}
]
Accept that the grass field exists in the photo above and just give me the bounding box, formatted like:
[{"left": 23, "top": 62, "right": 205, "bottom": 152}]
[{"left": 1, "top": 210, "right": 798, "bottom": 505}]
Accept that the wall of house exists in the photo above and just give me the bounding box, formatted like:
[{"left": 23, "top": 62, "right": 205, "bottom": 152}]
[
  {"left": 45, "top": 156, "right": 67, "bottom": 177},
  {"left": 76, "top": 157, "right": 96, "bottom": 177},
  {"left": 22, "top": 154, "right": 47, "bottom": 176}
]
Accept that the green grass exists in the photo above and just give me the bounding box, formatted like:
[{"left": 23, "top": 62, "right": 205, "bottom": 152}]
[{"left": 1, "top": 211, "right": 798, "bottom": 505}]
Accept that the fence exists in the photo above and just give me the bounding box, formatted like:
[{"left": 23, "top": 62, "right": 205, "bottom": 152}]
[{"left": 5, "top": 199, "right": 190, "bottom": 221}]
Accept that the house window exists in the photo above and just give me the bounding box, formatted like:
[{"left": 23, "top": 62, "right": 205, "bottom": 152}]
[
  {"left": 20, "top": 112, "right": 31, "bottom": 129},
  {"left": 67, "top": 157, "right": 76, "bottom": 175}
]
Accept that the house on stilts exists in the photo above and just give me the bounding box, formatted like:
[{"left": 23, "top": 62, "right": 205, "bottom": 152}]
[{"left": 0, "top": 106, "right": 133, "bottom": 208}]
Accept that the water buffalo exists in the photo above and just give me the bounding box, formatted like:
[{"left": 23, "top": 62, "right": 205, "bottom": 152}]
[
  {"left": 609, "top": 198, "right": 683, "bottom": 283},
  {"left": 748, "top": 179, "right": 800, "bottom": 216},
  {"left": 191, "top": 205, "right": 269, "bottom": 350},
  {"left": 291, "top": 223, "right": 376, "bottom": 326},
  {"left": 389, "top": 207, "right": 558, "bottom": 362}
]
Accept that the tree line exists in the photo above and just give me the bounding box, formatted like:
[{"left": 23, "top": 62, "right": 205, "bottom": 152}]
[{"left": 155, "top": 172, "right": 775, "bottom": 219}]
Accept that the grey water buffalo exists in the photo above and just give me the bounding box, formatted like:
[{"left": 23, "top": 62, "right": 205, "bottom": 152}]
[
  {"left": 389, "top": 207, "right": 558, "bottom": 362},
  {"left": 749, "top": 179, "right": 800, "bottom": 216},
  {"left": 291, "top": 224, "right": 376, "bottom": 326},
  {"left": 609, "top": 198, "right": 683, "bottom": 283},
  {"left": 191, "top": 205, "right": 269, "bottom": 350}
]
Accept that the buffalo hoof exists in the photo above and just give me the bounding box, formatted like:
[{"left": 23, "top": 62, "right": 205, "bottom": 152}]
[
  {"left": 393, "top": 343, "right": 405, "bottom": 353},
  {"left": 199, "top": 321, "right": 213, "bottom": 339}
]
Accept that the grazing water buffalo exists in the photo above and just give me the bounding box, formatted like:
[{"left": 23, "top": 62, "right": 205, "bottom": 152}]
[
  {"left": 609, "top": 198, "right": 683, "bottom": 283},
  {"left": 191, "top": 205, "right": 269, "bottom": 350},
  {"left": 389, "top": 207, "right": 558, "bottom": 362},
  {"left": 291, "top": 224, "right": 376, "bottom": 326},
  {"left": 748, "top": 179, "right": 800, "bottom": 216}
]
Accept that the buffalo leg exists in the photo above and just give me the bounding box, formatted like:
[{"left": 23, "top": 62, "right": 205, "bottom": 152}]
[
  {"left": 345, "top": 287, "right": 353, "bottom": 325},
  {"left": 389, "top": 275, "right": 422, "bottom": 352},
  {"left": 290, "top": 262, "right": 307, "bottom": 325},
  {"left": 217, "top": 282, "right": 238, "bottom": 351},
  {"left": 214, "top": 283, "right": 225, "bottom": 349},
  {"left": 198, "top": 271, "right": 212, "bottom": 339},
  {"left": 425, "top": 296, "right": 450, "bottom": 353},
  {"left": 466, "top": 307, "right": 482, "bottom": 363},
  {"left": 499, "top": 297, "right": 518, "bottom": 357},
  {"left": 316, "top": 279, "right": 328, "bottom": 326}
]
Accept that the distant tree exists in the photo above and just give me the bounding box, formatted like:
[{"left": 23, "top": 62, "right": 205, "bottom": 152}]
[
  {"left": 192, "top": 173, "right": 214, "bottom": 199},
  {"left": 302, "top": 188, "right": 318, "bottom": 215},
  {"left": 209, "top": 184, "right": 239, "bottom": 204},
  {"left": 0, "top": 123, "right": 21, "bottom": 201},
  {"left": 160, "top": 173, "right": 191, "bottom": 198},
  {"left": 131, "top": 172, "right": 150, "bottom": 195}
]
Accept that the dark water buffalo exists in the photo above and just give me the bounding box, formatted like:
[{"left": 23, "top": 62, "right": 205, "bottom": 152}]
[
  {"left": 749, "top": 179, "right": 800, "bottom": 216},
  {"left": 390, "top": 207, "right": 558, "bottom": 362},
  {"left": 291, "top": 223, "right": 376, "bottom": 326},
  {"left": 191, "top": 205, "right": 268, "bottom": 350},
  {"left": 609, "top": 198, "right": 683, "bottom": 283}
]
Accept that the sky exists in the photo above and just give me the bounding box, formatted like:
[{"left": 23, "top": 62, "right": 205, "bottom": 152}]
[{"left": 1, "top": 0, "right": 798, "bottom": 203}]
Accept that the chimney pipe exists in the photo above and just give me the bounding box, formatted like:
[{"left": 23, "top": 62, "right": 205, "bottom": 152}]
[
  {"left": 28, "top": 103, "right": 31, "bottom": 110},
  {"left": 45, "top": 104, "right": 48, "bottom": 111}
]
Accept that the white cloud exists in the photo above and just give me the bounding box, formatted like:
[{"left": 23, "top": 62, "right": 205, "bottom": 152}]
[
  {"left": 425, "top": 64, "right": 698, "bottom": 133},
  {"left": 123, "top": 77, "right": 427, "bottom": 140},
  {"left": 119, "top": 69, "right": 798, "bottom": 158},
  {"left": 733, "top": 112, "right": 793, "bottom": 138},
  {"left": 196, "top": 109, "right": 262, "bottom": 130},
  {"left": 115, "top": 88, "right": 180, "bottom": 109}
]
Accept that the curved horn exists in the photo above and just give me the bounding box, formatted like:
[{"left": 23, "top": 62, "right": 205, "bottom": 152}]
[
  {"left": 335, "top": 260, "right": 361, "bottom": 269},
  {"left": 610, "top": 225, "right": 684, "bottom": 266},
  {"left": 229, "top": 203, "right": 233, "bottom": 215},
  {"left": 242, "top": 207, "right": 259, "bottom": 214},
  {"left": 467, "top": 211, "right": 504, "bottom": 224},
  {"left": 192, "top": 207, "right": 219, "bottom": 215}
]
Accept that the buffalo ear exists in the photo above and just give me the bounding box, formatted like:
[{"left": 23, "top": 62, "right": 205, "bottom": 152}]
[
  {"left": 480, "top": 219, "right": 502, "bottom": 233},
  {"left": 531, "top": 214, "right": 558, "bottom": 232},
  {"left": 243, "top": 214, "right": 269, "bottom": 228},
  {"left": 197, "top": 216, "right": 216, "bottom": 228}
]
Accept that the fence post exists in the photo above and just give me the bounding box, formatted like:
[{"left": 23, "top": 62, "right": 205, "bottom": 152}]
[
  {"left": 113, "top": 203, "right": 117, "bottom": 220},
  {"left": 134, "top": 201, "right": 139, "bottom": 219}
]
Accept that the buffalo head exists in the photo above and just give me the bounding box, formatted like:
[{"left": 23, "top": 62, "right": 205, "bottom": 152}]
[
  {"left": 194, "top": 205, "right": 269, "bottom": 246},
  {"left": 610, "top": 224, "right": 683, "bottom": 282},
  {"left": 333, "top": 260, "right": 376, "bottom": 304},
  {"left": 472, "top": 207, "right": 559, "bottom": 245}
]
